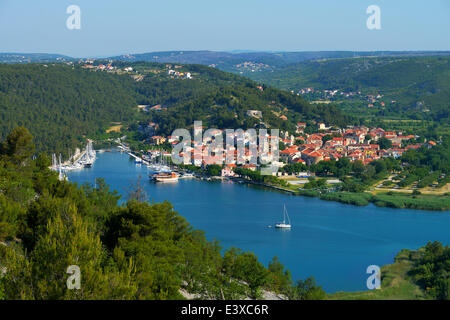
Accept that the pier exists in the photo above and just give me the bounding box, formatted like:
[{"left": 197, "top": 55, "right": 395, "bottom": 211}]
[{"left": 127, "top": 151, "right": 150, "bottom": 165}]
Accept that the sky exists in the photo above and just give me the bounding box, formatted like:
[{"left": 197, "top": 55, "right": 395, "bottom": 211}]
[{"left": 0, "top": 0, "right": 449, "bottom": 57}]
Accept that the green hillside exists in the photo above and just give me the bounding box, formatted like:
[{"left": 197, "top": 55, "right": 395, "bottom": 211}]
[
  {"left": 0, "top": 64, "right": 138, "bottom": 156},
  {"left": 246, "top": 56, "right": 450, "bottom": 123},
  {"left": 0, "top": 62, "right": 353, "bottom": 156}
]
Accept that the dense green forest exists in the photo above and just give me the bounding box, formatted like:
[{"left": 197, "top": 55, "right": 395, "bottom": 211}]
[
  {"left": 245, "top": 56, "right": 450, "bottom": 123},
  {"left": 148, "top": 80, "right": 353, "bottom": 136},
  {"left": 0, "top": 127, "right": 326, "bottom": 300},
  {"left": 0, "top": 64, "right": 138, "bottom": 156},
  {"left": 0, "top": 63, "right": 353, "bottom": 157}
]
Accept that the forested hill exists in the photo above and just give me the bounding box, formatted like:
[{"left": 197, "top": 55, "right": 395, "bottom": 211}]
[
  {"left": 0, "top": 64, "right": 138, "bottom": 155},
  {"left": 244, "top": 56, "right": 450, "bottom": 123},
  {"left": 0, "top": 62, "right": 353, "bottom": 156}
]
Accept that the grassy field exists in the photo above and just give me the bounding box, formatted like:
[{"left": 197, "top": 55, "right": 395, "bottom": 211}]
[
  {"left": 371, "top": 192, "right": 450, "bottom": 211},
  {"left": 106, "top": 124, "right": 123, "bottom": 133},
  {"left": 329, "top": 249, "right": 427, "bottom": 300},
  {"left": 373, "top": 174, "right": 449, "bottom": 195}
]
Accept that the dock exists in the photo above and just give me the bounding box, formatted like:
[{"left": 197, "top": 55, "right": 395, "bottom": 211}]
[{"left": 127, "top": 151, "right": 149, "bottom": 165}]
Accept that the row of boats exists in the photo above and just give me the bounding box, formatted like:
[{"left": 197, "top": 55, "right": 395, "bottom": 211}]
[
  {"left": 140, "top": 150, "right": 192, "bottom": 183},
  {"left": 51, "top": 141, "right": 97, "bottom": 180}
]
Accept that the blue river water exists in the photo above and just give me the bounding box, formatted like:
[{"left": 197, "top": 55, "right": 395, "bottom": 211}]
[{"left": 67, "top": 150, "right": 450, "bottom": 293}]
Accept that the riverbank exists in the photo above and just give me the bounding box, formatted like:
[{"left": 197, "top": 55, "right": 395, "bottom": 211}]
[
  {"left": 234, "top": 178, "right": 450, "bottom": 211},
  {"left": 329, "top": 241, "right": 449, "bottom": 300},
  {"left": 328, "top": 248, "right": 426, "bottom": 300}
]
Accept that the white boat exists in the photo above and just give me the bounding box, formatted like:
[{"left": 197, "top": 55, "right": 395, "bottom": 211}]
[
  {"left": 275, "top": 205, "right": 291, "bottom": 229},
  {"left": 147, "top": 151, "right": 171, "bottom": 173},
  {"left": 147, "top": 163, "right": 171, "bottom": 173},
  {"left": 152, "top": 172, "right": 179, "bottom": 182},
  {"left": 135, "top": 157, "right": 143, "bottom": 164},
  {"left": 180, "top": 172, "right": 195, "bottom": 179}
]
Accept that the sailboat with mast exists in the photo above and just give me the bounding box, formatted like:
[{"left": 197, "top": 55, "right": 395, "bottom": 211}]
[{"left": 275, "top": 204, "right": 291, "bottom": 229}]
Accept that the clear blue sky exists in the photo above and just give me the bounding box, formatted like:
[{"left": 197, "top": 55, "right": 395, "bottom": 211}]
[{"left": 0, "top": 0, "right": 449, "bottom": 57}]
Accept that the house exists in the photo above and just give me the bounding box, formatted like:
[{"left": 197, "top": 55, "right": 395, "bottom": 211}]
[
  {"left": 280, "top": 148, "right": 301, "bottom": 163},
  {"left": 150, "top": 105, "right": 163, "bottom": 111},
  {"left": 384, "top": 148, "right": 406, "bottom": 159},
  {"left": 318, "top": 123, "right": 327, "bottom": 130},
  {"left": 242, "top": 164, "right": 257, "bottom": 171},
  {"left": 221, "top": 165, "right": 236, "bottom": 177},
  {"left": 293, "top": 158, "right": 305, "bottom": 164},
  {"left": 150, "top": 136, "right": 166, "bottom": 145},
  {"left": 347, "top": 152, "right": 362, "bottom": 161},
  {"left": 406, "top": 144, "right": 422, "bottom": 150},
  {"left": 425, "top": 141, "right": 436, "bottom": 149},
  {"left": 301, "top": 150, "right": 323, "bottom": 165},
  {"left": 296, "top": 123, "right": 306, "bottom": 133},
  {"left": 306, "top": 134, "right": 323, "bottom": 146}
]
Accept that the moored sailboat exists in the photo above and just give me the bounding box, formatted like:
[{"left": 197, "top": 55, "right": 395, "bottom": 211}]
[{"left": 275, "top": 205, "right": 291, "bottom": 229}]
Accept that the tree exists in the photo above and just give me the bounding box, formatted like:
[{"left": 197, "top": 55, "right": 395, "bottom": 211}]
[
  {"left": 205, "top": 164, "right": 222, "bottom": 177},
  {"left": 322, "top": 134, "right": 333, "bottom": 144},
  {"left": 290, "top": 277, "right": 326, "bottom": 300},
  {"left": 33, "top": 211, "right": 136, "bottom": 299},
  {"left": 126, "top": 175, "right": 148, "bottom": 203},
  {"left": 267, "top": 256, "right": 293, "bottom": 295},
  {"left": 378, "top": 137, "right": 392, "bottom": 150},
  {"left": 222, "top": 248, "right": 268, "bottom": 299},
  {"left": 0, "top": 127, "right": 35, "bottom": 166},
  {"left": 352, "top": 160, "right": 365, "bottom": 177}
]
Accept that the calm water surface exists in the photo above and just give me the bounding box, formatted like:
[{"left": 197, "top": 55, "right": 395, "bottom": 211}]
[{"left": 67, "top": 150, "right": 450, "bottom": 293}]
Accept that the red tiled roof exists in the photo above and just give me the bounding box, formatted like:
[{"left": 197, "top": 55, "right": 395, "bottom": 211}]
[
  {"left": 280, "top": 148, "right": 299, "bottom": 154},
  {"left": 308, "top": 151, "right": 322, "bottom": 157}
]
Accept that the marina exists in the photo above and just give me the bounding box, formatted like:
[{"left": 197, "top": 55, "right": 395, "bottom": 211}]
[{"left": 51, "top": 140, "right": 97, "bottom": 180}]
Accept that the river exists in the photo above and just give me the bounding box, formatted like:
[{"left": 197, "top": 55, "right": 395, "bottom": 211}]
[{"left": 66, "top": 150, "right": 450, "bottom": 293}]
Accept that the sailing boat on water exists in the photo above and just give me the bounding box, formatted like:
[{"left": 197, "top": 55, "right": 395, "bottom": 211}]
[{"left": 275, "top": 205, "right": 291, "bottom": 229}]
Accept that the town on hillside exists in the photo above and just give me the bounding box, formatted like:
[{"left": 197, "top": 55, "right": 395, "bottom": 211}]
[{"left": 136, "top": 121, "right": 439, "bottom": 178}]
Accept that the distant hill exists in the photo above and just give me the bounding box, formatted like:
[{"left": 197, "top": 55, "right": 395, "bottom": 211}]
[
  {"left": 244, "top": 56, "right": 450, "bottom": 122},
  {"left": 0, "top": 53, "right": 73, "bottom": 64},
  {"left": 3, "top": 50, "right": 449, "bottom": 67},
  {"left": 109, "top": 50, "right": 450, "bottom": 72}
]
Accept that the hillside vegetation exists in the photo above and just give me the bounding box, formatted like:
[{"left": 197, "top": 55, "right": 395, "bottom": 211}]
[
  {"left": 330, "top": 241, "right": 449, "bottom": 300},
  {"left": 246, "top": 56, "right": 450, "bottom": 123},
  {"left": 0, "top": 64, "right": 138, "bottom": 156},
  {"left": 0, "top": 63, "right": 353, "bottom": 156}
]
